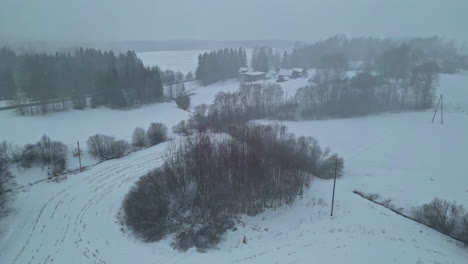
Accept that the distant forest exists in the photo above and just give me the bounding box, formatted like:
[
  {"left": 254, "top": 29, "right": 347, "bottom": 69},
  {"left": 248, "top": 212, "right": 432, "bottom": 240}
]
[
  {"left": 0, "top": 48, "right": 164, "bottom": 113},
  {"left": 286, "top": 36, "right": 468, "bottom": 73}
]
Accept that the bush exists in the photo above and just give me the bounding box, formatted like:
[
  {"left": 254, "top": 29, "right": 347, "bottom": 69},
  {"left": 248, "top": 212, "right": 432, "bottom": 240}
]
[
  {"left": 414, "top": 198, "right": 465, "bottom": 236},
  {"left": 0, "top": 158, "right": 14, "bottom": 216},
  {"left": 17, "top": 135, "right": 68, "bottom": 175},
  {"left": 146, "top": 123, "right": 167, "bottom": 146},
  {"left": 318, "top": 153, "right": 344, "bottom": 179},
  {"left": 87, "top": 134, "right": 129, "bottom": 161},
  {"left": 132, "top": 127, "right": 147, "bottom": 148},
  {"left": 175, "top": 93, "right": 190, "bottom": 110},
  {"left": 48, "top": 141, "right": 68, "bottom": 175},
  {"left": 123, "top": 169, "right": 171, "bottom": 242},
  {"left": 19, "top": 144, "right": 38, "bottom": 168},
  {"left": 113, "top": 140, "right": 130, "bottom": 158}
]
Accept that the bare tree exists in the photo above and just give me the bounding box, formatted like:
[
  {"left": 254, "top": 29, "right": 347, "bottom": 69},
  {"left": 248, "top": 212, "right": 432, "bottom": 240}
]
[
  {"left": 414, "top": 198, "right": 465, "bottom": 236},
  {"left": 132, "top": 127, "right": 147, "bottom": 148}
]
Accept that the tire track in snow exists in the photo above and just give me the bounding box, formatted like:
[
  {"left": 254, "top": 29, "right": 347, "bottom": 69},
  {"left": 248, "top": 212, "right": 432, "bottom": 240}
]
[{"left": 9, "top": 150, "right": 166, "bottom": 264}]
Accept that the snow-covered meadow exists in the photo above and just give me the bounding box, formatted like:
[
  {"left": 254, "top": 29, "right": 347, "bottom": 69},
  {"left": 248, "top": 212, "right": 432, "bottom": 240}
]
[
  {"left": 1, "top": 58, "right": 468, "bottom": 263},
  {"left": 137, "top": 49, "right": 254, "bottom": 74}
]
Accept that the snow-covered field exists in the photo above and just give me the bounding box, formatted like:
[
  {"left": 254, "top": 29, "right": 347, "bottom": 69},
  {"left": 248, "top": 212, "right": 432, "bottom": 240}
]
[
  {"left": 137, "top": 49, "right": 254, "bottom": 74},
  {"left": 1, "top": 73, "right": 468, "bottom": 263},
  {"left": 137, "top": 50, "right": 209, "bottom": 74}
]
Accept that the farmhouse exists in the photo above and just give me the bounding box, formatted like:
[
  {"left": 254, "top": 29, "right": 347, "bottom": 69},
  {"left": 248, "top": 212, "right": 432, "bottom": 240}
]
[
  {"left": 292, "top": 68, "right": 308, "bottom": 78},
  {"left": 241, "top": 71, "right": 266, "bottom": 83}
]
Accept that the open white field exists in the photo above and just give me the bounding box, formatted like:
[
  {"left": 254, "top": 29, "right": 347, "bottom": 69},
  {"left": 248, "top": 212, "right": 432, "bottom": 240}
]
[
  {"left": 137, "top": 49, "right": 254, "bottom": 74},
  {"left": 1, "top": 72, "right": 468, "bottom": 264}
]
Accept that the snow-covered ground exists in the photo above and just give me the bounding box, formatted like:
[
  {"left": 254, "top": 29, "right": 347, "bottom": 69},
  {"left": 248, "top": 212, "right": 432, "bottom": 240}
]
[
  {"left": 1, "top": 73, "right": 468, "bottom": 263},
  {"left": 137, "top": 49, "right": 254, "bottom": 74}
]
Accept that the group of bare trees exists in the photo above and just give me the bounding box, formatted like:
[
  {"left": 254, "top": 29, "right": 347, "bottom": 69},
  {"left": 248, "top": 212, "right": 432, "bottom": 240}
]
[
  {"left": 0, "top": 135, "right": 68, "bottom": 177},
  {"left": 123, "top": 123, "right": 343, "bottom": 250},
  {"left": 414, "top": 198, "right": 468, "bottom": 243},
  {"left": 183, "top": 83, "right": 294, "bottom": 132},
  {"left": 87, "top": 122, "right": 168, "bottom": 161}
]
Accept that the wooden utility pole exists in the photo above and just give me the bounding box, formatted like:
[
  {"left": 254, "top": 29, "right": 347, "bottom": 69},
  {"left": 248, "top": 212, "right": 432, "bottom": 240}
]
[
  {"left": 77, "top": 141, "right": 82, "bottom": 172},
  {"left": 440, "top": 94, "right": 444, "bottom": 124},
  {"left": 432, "top": 94, "right": 442, "bottom": 123},
  {"left": 331, "top": 156, "right": 338, "bottom": 217}
]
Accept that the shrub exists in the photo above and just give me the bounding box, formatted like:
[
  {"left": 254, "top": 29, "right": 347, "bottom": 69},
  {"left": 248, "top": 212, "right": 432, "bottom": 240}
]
[
  {"left": 18, "top": 135, "right": 68, "bottom": 175},
  {"left": 414, "top": 198, "right": 465, "bottom": 236},
  {"left": 175, "top": 93, "right": 191, "bottom": 110},
  {"left": 0, "top": 158, "right": 14, "bottom": 216},
  {"left": 132, "top": 127, "right": 147, "bottom": 148},
  {"left": 113, "top": 140, "right": 130, "bottom": 158},
  {"left": 87, "top": 134, "right": 129, "bottom": 161},
  {"left": 48, "top": 141, "right": 68, "bottom": 175},
  {"left": 146, "top": 123, "right": 167, "bottom": 146},
  {"left": 19, "top": 144, "right": 38, "bottom": 168},
  {"left": 318, "top": 153, "right": 344, "bottom": 179},
  {"left": 123, "top": 169, "right": 171, "bottom": 242}
]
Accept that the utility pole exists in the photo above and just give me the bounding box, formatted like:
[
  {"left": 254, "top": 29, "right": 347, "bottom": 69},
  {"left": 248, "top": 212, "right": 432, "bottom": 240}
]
[
  {"left": 77, "top": 141, "right": 82, "bottom": 172},
  {"left": 331, "top": 156, "right": 338, "bottom": 217},
  {"left": 440, "top": 94, "right": 444, "bottom": 124},
  {"left": 432, "top": 94, "right": 442, "bottom": 123}
]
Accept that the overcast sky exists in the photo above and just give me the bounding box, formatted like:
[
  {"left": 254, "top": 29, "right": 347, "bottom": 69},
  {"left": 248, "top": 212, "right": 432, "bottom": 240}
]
[{"left": 1, "top": 0, "right": 467, "bottom": 43}]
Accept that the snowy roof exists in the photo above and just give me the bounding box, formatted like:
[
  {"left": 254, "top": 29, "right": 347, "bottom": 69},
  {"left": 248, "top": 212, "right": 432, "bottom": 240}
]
[
  {"left": 243, "top": 71, "right": 265, "bottom": 76},
  {"left": 278, "top": 69, "right": 293, "bottom": 76},
  {"left": 239, "top": 67, "right": 249, "bottom": 73},
  {"left": 293, "top": 68, "right": 305, "bottom": 73}
]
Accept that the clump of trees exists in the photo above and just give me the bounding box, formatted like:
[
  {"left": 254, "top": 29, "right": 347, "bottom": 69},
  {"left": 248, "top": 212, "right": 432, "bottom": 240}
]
[
  {"left": 195, "top": 48, "right": 247, "bottom": 85},
  {"left": 285, "top": 35, "right": 467, "bottom": 72},
  {"left": 414, "top": 198, "right": 468, "bottom": 244},
  {"left": 123, "top": 123, "right": 343, "bottom": 250},
  {"left": 19, "top": 135, "right": 68, "bottom": 175},
  {"left": 294, "top": 50, "right": 440, "bottom": 119},
  {"left": 185, "top": 83, "right": 295, "bottom": 131},
  {"left": 87, "top": 135, "right": 130, "bottom": 161},
  {"left": 0, "top": 47, "right": 164, "bottom": 114},
  {"left": 88, "top": 122, "right": 167, "bottom": 161},
  {"left": 0, "top": 136, "right": 67, "bottom": 176}
]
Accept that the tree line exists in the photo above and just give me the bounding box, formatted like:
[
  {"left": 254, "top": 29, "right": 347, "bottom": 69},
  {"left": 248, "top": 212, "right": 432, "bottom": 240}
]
[
  {"left": 195, "top": 48, "right": 247, "bottom": 85},
  {"left": 285, "top": 35, "right": 467, "bottom": 73},
  {"left": 0, "top": 47, "right": 164, "bottom": 114},
  {"left": 295, "top": 50, "right": 440, "bottom": 119}
]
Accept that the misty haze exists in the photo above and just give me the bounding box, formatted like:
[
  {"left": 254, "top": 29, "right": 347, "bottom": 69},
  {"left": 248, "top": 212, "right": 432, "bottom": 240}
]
[{"left": 0, "top": 1, "right": 467, "bottom": 264}]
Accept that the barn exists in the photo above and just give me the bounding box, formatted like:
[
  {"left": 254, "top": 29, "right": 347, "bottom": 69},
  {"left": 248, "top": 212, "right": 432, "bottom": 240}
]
[{"left": 241, "top": 71, "right": 266, "bottom": 83}]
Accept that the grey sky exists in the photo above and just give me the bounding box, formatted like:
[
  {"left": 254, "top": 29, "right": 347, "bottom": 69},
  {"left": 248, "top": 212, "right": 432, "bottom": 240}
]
[{"left": 1, "top": 0, "right": 467, "bottom": 42}]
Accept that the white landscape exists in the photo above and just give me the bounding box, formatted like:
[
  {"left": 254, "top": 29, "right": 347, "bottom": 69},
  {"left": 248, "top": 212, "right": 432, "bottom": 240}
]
[{"left": 0, "top": 46, "right": 467, "bottom": 263}]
